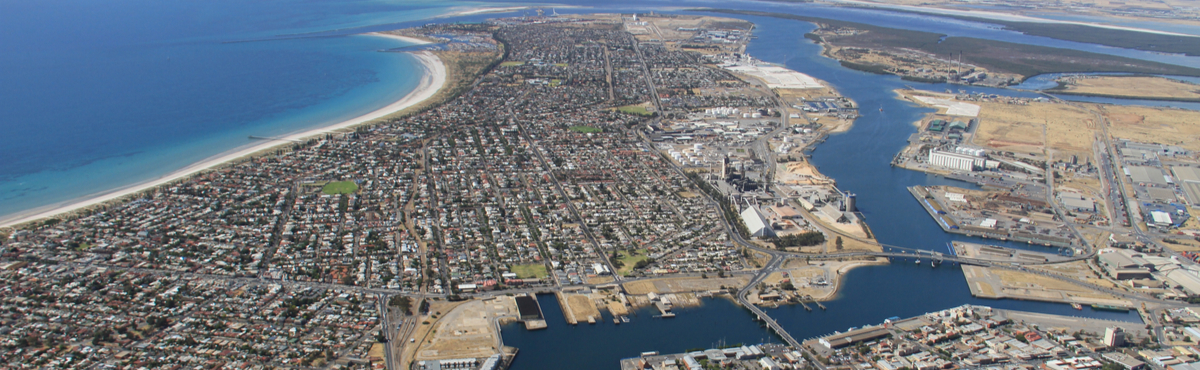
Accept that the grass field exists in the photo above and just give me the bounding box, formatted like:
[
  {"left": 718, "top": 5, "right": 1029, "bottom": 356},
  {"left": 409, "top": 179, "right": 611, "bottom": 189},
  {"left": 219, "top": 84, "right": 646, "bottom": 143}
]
[
  {"left": 510, "top": 264, "right": 548, "bottom": 279},
  {"left": 499, "top": 61, "right": 525, "bottom": 67},
  {"left": 321, "top": 181, "right": 359, "bottom": 195},
  {"left": 614, "top": 249, "right": 650, "bottom": 276},
  {"left": 569, "top": 125, "right": 602, "bottom": 133},
  {"left": 616, "top": 104, "right": 653, "bottom": 117}
]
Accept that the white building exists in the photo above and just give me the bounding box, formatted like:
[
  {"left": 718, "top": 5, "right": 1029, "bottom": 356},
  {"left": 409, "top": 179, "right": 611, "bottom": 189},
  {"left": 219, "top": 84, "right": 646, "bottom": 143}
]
[
  {"left": 929, "top": 148, "right": 983, "bottom": 171},
  {"left": 740, "top": 205, "right": 777, "bottom": 238},
  {"left": 1104, "top": 327, "right": 1125, "bottom": 347}
]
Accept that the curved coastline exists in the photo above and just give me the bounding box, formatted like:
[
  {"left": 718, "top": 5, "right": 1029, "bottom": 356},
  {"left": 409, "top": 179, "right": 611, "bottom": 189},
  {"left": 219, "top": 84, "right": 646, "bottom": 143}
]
[{"left": 0, "top": 47, "right": 446, "bottom": 228}]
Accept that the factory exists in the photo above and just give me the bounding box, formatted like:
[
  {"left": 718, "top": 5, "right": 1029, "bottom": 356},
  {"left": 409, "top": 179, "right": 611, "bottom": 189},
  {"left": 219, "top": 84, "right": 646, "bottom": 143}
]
[{"left": 928, "top": 147, "right": 986, "bottom": 172}]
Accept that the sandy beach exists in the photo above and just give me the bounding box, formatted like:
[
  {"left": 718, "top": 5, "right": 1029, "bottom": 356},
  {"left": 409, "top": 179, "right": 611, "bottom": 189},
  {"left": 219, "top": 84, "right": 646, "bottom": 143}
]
[{"left": 0, "top": 42, "right": 446, "bottom": 228}]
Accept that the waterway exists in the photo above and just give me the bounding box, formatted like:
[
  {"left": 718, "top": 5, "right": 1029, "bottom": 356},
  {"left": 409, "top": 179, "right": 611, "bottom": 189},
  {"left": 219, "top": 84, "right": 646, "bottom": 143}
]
[{"left": 499, "top": 5, "right": 1169, "bottom": 370}]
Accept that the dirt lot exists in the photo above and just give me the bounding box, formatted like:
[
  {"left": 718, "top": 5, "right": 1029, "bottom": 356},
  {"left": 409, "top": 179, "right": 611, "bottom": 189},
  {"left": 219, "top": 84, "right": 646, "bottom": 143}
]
[
  {"left": 1101, "top": 104, "right": 1200, "bottom": 152},
  {"left": 622, "top": 276, "right": 750, "bottom": 295},
  {"left": 561, "top": 293, "right": 602, "bottom": 324},
  {"left": 962, "top": 265, "right": 1130, "bottom": 306},
  {"left": 1057, "top": 76, "right": 1200, "bottom": 100},
  {"left": 1029, "top": 260, "right": 1114, "bottom": 288},
  {"left": 413, "top": 297, "right": 515, "bottom": 361}
]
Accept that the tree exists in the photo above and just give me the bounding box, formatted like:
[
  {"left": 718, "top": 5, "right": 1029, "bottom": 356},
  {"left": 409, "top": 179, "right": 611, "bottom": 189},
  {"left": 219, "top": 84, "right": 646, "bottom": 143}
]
[
  {"left": 835, "top": 236, "right": 844, "bottom": 251},
  {"left": 389, "top": 296, "right": 413, "bottom": 314}
]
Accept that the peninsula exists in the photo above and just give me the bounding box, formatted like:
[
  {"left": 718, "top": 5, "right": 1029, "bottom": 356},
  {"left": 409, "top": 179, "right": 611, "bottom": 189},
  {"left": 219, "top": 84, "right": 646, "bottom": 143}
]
[{"left": 2, "top": 9, "right": 1198, "bottom": 370}]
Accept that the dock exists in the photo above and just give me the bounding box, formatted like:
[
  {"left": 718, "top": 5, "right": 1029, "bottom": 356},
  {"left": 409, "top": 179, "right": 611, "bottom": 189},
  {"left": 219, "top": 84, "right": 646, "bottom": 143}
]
[
  {"left": 654, "top": 301, "right": 675, "bottom": 318},
  {"left": 515, "top": 294, "right": 547, "bottom": 330}
]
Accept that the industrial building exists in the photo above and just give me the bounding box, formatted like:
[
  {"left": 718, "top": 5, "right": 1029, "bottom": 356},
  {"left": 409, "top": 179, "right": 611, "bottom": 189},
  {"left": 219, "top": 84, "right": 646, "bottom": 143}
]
[
  {"left": 1097, "top": 250, "right": 1154, "bottom": 280},
  {"left": 1126, "top": 166, "right": 1170, "bottom": 187},
  {"left": 1173, "top": 166, "right": 1200, "bottom": 207},
  {"left": 928, "top": 148, "right": 984, "bottom": 171},
  {"left": 1104, "top": 327, "right": 1125, "bottom": 347},
  {"left": 740, "top": 205, "right": 777, "bottom": 238},
  {"left": 817, "top": 326, "right": 890, "bottom": 349},
  {"left": 1057, "top": 192, "right": 1096, "bottom": 213}
]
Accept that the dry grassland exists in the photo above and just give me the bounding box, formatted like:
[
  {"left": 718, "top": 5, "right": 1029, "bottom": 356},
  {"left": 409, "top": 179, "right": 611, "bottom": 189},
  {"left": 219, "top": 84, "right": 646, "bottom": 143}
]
[
  {"left": 622, "top": 276, "right": 750, "bottom": 295},
  {"left": 974, "top": 101, "right": 1096, "bottom": 159},
  {"left": 1101, "top": 105, "right": 1200, "bottom": 152},
  {"left": 1059, "top": 76, "right": 1200, "bottom": 100},
  {"left": 566, "top": 294, "right": 601, "bottom": 322}
]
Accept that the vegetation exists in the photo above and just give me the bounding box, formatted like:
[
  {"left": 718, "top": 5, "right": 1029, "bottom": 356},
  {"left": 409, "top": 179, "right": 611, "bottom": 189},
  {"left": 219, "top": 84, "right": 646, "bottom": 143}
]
[
  {"left": 773, "top": 231, "right": 826, "bottom": 248},
  {"left": 616, "top": 104, "right": 654, "bottom": 117},
  {"left": 685, "top": 172, "right": 751, "bottom": 239},
  {"left": 510, "top": 264, "right": 549, "bottom": 279},
  {"left": 389, "top": 296, "right": 413, "bottom": 314},
  {"left": 905, "top": 11, "right": 1200, "bottom": 57},
  {"left": 569, "top": 125, "right": 603, "bottom": 133},
  {"left": 700, "top": 9, "right": 1200, "bottom": 79},
  {"left": 838, "top": 60, "right": 890, "bottom": 75},
  {"left": 321, "top": 181, "right": 359, "bottom": 195},
  {"left": 611, "top": 249, "right": 653, "bottom": 275}
]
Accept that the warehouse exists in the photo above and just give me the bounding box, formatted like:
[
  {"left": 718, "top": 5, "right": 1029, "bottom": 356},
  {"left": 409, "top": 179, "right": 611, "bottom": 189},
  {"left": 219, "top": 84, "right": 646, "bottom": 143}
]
[
  {"left": 740, "top": 205, "right": 777, "bottom": 238},
  {"left": 1126, "top": 166, "right": 1169, "bottom": 186},
  {"left": 929, "top": 149, "right": 982, "bottom": 171},
  {"left": 817, "top": 326, "right": 890, "bottom": 349}
]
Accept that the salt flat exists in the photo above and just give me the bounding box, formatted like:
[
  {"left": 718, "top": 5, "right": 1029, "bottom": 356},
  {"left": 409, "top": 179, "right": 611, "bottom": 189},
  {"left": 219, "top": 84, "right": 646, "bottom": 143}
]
[
  {"left": 724, "top": 63, "right": 824, "bottom": 89},
  {"left": 912, "top": 95, "right": 980, "bottom": 117}
]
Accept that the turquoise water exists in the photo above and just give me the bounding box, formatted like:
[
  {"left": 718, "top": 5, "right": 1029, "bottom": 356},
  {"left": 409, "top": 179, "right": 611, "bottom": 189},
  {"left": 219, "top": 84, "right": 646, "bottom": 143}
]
[{"left": 0, "top": 0, "right": 475, "bottom": 221}]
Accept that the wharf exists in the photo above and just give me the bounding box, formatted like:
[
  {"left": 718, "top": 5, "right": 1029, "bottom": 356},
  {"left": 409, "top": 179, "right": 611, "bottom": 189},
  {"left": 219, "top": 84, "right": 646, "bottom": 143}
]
[
  {"left": 909, "top": 186, "right": 1075, "bottom": 249},
  {"left": 515, "top": 294, "right": 547, "bottom": 330}
]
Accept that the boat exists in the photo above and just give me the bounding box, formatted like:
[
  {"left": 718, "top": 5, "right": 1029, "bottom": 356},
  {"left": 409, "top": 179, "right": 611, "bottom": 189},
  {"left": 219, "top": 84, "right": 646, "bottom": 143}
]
[
  {"left": 915, "top": 258, "right": 920, "bottom": 264},
  {"left": 1091, "top": 304, "right": 1129, "bottom": 312},
  {"left": 1071, "top": 303, "right": 1082, "bottom": 310},
  {"left": 620, "top": 315, "right": 630, "bottom": 323}
]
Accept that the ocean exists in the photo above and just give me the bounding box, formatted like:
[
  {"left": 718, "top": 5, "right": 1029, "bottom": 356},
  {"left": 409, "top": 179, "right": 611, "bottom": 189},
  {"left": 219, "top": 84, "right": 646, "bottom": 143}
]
[{"left": 0, "top": 0, "right": 469, "bottom": 221}]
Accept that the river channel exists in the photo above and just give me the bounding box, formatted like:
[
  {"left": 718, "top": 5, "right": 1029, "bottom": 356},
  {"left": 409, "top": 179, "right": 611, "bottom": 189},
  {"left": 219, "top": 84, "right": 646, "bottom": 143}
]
[{"left": 492, "top": 4, "right": 1189, "bottom": 369}]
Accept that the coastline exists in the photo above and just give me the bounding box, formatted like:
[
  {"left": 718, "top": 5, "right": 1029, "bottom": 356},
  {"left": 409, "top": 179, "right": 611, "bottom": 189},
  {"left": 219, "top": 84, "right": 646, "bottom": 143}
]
[
  {"left": 0, "top": 47, "right": 446, "bottom": 228},
  {"left": 370, "top": 32, "right": 436, "bottom": 46}
]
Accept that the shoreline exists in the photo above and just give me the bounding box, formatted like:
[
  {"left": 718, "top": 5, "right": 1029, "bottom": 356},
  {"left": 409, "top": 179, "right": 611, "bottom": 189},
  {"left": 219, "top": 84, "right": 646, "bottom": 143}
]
[
  {"left": 370, "top": 32, "right": 435, "bottom": 46},
  {"left": 0, "top": 46, "right": 446, "bottom": 229}
]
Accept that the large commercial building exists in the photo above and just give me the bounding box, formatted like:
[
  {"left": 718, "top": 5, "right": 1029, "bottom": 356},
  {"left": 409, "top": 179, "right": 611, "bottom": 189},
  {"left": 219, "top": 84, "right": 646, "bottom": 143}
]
[{"left": 929, "top": 148, "right": 984, "bottom": 172}]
